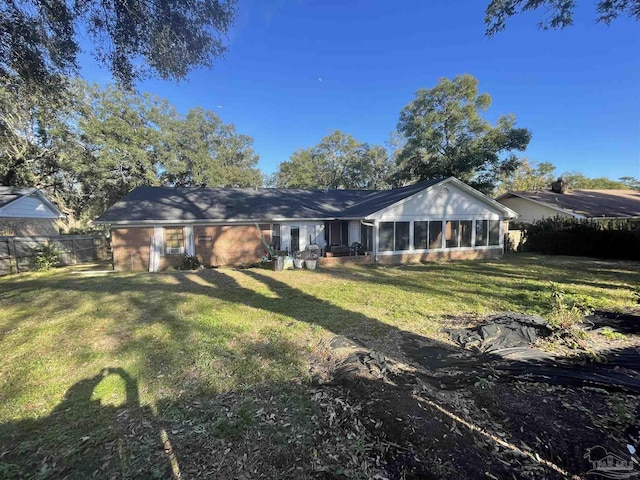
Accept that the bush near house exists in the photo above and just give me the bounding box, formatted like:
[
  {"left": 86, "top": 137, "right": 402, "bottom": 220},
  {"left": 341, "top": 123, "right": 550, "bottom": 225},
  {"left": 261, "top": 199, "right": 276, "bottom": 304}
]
[{"left": 522, "top": 217, "right": 640, "bottom": 260}]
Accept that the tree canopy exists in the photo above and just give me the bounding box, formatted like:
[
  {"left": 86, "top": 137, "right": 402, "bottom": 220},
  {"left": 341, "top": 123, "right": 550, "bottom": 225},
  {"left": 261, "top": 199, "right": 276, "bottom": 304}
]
[
  {"left": 495, "top": 160, "right": 556, "bottom": 194},
  {"left": 558, "top": 171, "right": 637, "bottom": 190},
  {"left": 495, "top": 161, "right": 639, "bottom": 195},
  {"left": 1, "top": 0, "right": 237, "bottom": 92},
  {"left": 485, "top": 0, "right": 640, "bottom": 35},
  {"left": 0, "top": 80, "right": 261, "bottom": 228},
  {"left": 396, "top": 74, "right": 531, "bottom": 194},
  {"left": 274, "top": 131, "right": 395, "bottom": 190}
]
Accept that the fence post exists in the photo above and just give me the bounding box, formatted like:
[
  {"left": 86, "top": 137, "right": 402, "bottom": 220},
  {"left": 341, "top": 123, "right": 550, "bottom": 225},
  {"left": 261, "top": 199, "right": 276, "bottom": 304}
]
[
  {"left": 72, "top": 238, "right": 78, "bottom": 264},
  {"left": 8, "top": 238, "right": 18, "bottom": 273}
]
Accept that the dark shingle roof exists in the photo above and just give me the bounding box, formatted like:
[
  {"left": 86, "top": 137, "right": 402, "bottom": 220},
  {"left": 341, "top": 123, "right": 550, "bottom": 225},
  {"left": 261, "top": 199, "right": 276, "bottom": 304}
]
[
  {"left": 95, "top": 180, "right": 447, "bottom": 223},
  {"left": 504, "top": 189, "right": 640, "bottom": 218},
  {"left": 0, "top": 186, "right": 35, "bottom": 208}
]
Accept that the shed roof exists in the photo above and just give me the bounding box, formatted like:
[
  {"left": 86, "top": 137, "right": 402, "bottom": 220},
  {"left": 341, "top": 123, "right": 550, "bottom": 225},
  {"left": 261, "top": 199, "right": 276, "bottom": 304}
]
[
  {"left": 498, "top": 189, "right": 640, "bottom": 218},
  {"left": 0, "top": 186, "right": 36, "bottom": 208},
  {"left": 0, "top": 186, "right": 64, "bottom": 218}
]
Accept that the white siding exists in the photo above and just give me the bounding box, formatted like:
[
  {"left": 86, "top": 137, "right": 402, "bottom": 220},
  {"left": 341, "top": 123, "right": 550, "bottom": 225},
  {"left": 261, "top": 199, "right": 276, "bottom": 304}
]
[
  {"left": 1, "top": 195, "right": 59, "bottom": 219},
  {"left": 498, "top": 197, "right": 572, "bottom": 224},
  {"left": 279, "top": 221, "right": 326, "bottom": 252},
  {"left": 371, "top": 183, "right": 502, "bottom": 221}
]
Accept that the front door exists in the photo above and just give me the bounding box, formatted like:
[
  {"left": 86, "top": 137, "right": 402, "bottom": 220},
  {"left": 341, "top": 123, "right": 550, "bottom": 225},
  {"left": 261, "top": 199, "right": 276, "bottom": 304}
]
[{"left": 291, "top": 227, "right": 300, "bottom": 253}]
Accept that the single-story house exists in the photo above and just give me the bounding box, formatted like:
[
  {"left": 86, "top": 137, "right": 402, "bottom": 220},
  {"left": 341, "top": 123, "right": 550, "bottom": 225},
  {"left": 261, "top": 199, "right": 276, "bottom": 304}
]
[
  {"left": 0, "top": 187, "right": 65, "bottom": 236},
  {"left": 496, "top": 186, "right": 640, "bottom": 224},
  {"left": 95, "top": 177, "right": 518, "bottom": 271}
]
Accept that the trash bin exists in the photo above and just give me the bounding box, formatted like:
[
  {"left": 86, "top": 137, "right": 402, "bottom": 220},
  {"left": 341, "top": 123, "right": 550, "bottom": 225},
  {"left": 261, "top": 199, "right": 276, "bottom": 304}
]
[{"left": 273, "top": 256, "right": 284, "bottom": 271}]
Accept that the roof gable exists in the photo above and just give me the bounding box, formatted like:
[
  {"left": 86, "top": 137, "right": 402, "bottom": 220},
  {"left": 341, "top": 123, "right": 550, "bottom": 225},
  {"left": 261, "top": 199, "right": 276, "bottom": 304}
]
[{"left": 0, "top": 187, "right": 64, "bottom": 218}]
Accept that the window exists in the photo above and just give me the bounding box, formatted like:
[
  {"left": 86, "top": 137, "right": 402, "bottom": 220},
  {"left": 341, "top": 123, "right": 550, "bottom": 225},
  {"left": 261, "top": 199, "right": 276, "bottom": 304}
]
[
  {"left": 258, "top": 223, "right": 271, "bottom": 245},
  {"left": 489, "top": 220, "right": 501, "bottom": 246},
  {"left": 395, "top": 222, "right": 410, "bottom": 251},
  {"left": 414, "top": 221, "right": 428, "bottom": 250},
  {"left": 475, "top": 220, "right": 488, "bottom": 247},
  {"left": 445, "top": 221, "right": 459, "bottom": 248},
  {"left": 271, "top": 224, "right": 281, "bottom": 250},
  {"left": 428, "top": 221, "right": 443, "bottom": 249},
  {"left": 379, "top": 222, "right": 394, "bottom": 251},
  {"left": 164, "top": 227, "right": 184, "bottom": 254},
  {"left": 460, "top": 220, "right": 473, "bottom": 247},
  {"left": 379, "top": 222, "right": 410, "bottom": 251}
]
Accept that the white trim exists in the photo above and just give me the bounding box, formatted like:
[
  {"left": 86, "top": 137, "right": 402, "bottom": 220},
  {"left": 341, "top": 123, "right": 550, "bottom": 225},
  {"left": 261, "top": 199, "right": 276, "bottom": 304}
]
[{"left": 369, "top": 177, "right": 519, "bottom": 219}]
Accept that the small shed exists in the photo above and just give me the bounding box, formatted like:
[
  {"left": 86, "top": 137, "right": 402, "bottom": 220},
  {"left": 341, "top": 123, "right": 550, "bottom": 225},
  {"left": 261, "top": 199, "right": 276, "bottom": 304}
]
[{"left": 0, "top": 187, "right": 65, "bottom": 236}]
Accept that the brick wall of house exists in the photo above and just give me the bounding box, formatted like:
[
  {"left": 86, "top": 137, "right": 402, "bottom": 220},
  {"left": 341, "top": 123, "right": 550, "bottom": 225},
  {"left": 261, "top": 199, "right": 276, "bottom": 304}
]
[
  {"left": 111, "top": 227, "right": 154, "bottom": 271},
  {"left": 195, "top": 225, "right": 264, "bottom": 267},
  {"left": 375, "top": 248, "right": 503, "bottom": 265},
  {"left": 318, "top": 248, "right": 502, "bottom": 267},
  {"left": 0, "top": 218, "right": 59, "bottom": 236}
]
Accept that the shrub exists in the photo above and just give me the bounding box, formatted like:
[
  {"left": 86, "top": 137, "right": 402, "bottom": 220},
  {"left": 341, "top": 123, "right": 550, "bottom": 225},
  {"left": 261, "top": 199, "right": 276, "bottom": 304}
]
[
  {"left": 175, "top": 254, "right": 201, "bottom": 271},
  {"left": 546, "top": 282, "right": 590, "bottom": 346},
  {"left": 522, "top": 217, "right": 640, "bottom": 260},
  {"left": 30, "top": 244, "right": 61, "bottom": 271}
]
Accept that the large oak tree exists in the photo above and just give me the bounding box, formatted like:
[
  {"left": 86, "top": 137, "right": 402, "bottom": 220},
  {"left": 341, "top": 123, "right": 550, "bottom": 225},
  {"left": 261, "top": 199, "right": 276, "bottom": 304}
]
[{"left": 396, "top": 74, "right": 531, "bottom": 194}]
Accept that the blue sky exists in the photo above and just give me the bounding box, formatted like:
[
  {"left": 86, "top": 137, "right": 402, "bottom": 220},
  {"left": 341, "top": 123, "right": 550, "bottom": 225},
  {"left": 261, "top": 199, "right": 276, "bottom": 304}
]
[{"left": 82, "top": 0, "right": 640, "bottom": 181}]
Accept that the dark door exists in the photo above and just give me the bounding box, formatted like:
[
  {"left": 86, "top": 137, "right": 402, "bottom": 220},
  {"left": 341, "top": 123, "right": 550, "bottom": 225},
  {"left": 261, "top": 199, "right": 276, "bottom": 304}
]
[{"left": 291, "top": 227, "right": 300, "bottom": 253}]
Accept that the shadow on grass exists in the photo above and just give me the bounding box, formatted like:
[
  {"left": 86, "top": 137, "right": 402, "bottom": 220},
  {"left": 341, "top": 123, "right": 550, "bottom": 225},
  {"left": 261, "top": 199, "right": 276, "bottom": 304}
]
[
  {"left": 0, "top": 259, "right": 638, "bottom": 478},
  {"left": 311, "top": 254, "right": 640, "bottom": 299}
]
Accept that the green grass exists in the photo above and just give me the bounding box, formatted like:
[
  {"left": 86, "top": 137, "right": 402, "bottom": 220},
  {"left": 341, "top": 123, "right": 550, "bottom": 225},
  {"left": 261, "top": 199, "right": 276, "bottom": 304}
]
[{"left": 0, "top": 254, "right": 637, "bottom": 478}]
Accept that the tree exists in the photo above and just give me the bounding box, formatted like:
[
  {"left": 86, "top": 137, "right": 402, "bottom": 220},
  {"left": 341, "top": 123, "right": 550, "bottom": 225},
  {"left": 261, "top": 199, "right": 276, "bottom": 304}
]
[
  {"left": 160, "top": 107, "right": 262, "bottom": 188},
  {"left": 485, "top": 0, "right": 640, "bottom": 35},
  {"left": 619, "top": 176, "right": 640, "bottom": 190},
  {"left": 495, "top": 159, "right": 556, "bottom": 195},
  {"left": 559, "top": 172, "right": 633, "bottom": 189},
  {"left": 274, "top": 131, "right": 394, "bottom": 189},
  {"left": 0, "top": 78, "right": 80, "bottom": 214},
  {"left": 0, "top": 0, "right": 237, "bottom": 92},
  {"left": 0, "top": 80, "right": 262, "bottom": 227},
  {"left": 72, "top": 83, "right": 166, "bottom": 218},
  {"left": 396, "top": 74, "right": 531, "bottom": 194}
]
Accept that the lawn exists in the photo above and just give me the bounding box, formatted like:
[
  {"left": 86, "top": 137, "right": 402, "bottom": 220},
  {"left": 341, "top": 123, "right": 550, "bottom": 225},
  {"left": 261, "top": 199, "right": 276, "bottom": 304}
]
[{"left": 0, "top": 254, "right": 638, "bottom": 478}]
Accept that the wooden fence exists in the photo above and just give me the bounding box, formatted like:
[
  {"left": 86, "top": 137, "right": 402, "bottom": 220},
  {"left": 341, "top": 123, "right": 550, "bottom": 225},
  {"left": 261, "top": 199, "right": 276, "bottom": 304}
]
[{"left": 0, "top": 235, "right": 109, "bottom": 275}]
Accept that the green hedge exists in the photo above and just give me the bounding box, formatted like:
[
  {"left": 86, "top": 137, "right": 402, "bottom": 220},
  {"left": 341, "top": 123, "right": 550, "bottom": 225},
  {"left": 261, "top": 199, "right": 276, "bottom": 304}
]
[{"left": 520, "top": 217, "right": 640, "bottom": 260}]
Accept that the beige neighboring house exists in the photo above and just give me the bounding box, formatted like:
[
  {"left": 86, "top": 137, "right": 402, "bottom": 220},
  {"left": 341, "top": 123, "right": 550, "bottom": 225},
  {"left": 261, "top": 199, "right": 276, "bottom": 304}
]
[
  {"left": 496, "top": 185, "right": 640, "bottom": 224},
  {"left": 0, "top": 187, "right": 65, "bottom": 236}
]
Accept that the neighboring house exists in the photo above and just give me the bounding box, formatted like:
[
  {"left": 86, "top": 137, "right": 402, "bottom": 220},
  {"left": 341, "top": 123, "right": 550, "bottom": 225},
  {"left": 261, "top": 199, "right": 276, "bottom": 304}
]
[
  {"left": 0, "top": 187, "right": 65, "bottom": 236},
  {"left": 95, "top": 177, "right": 518, "bottom": 271},
  {"left": 496, "top": 186, "right": 640, "bottom": 224}
]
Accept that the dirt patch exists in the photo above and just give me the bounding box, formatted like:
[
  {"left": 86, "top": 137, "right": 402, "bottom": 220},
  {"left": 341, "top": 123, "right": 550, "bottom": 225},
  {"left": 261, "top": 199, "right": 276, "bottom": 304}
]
[{"left": 309, "top": 318, "right": 640, "bottom": 479}]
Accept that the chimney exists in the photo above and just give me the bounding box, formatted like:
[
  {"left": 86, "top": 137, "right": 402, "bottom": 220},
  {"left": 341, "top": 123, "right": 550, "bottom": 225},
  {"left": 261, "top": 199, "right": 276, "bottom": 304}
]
[{"left": 550, "top": 177, "right": 568, "bottom": 194}]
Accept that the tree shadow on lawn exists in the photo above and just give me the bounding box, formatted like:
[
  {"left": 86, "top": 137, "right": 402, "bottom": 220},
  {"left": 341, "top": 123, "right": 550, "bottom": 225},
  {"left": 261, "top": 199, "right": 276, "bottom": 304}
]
[
  {"left": 315, "top": 254, "right": 640, "bottom": 298},
  {"left": 1, "top": 268, "right": 638, "bottom": 478}
]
